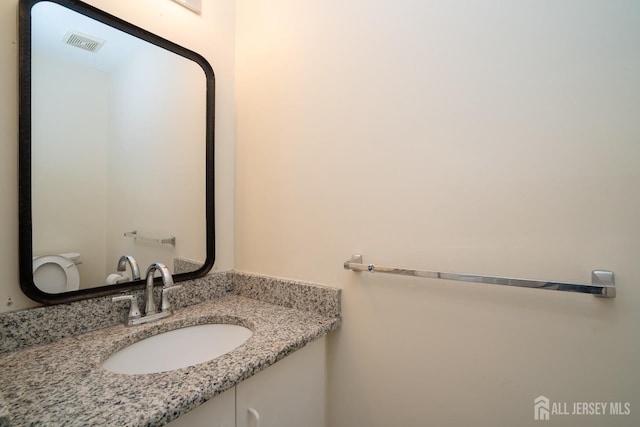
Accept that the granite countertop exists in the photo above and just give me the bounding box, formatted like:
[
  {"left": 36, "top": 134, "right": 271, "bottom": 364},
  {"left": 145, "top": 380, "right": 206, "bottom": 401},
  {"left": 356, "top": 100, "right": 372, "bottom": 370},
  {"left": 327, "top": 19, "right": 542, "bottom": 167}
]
[{"left": 0, "top": 293, "right": 340, "bottom": 426}]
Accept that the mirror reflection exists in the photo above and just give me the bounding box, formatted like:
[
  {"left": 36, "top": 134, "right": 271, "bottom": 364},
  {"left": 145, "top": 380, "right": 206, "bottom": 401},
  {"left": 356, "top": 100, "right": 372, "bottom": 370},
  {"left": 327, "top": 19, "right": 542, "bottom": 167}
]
[{"left": 29, "top": 1, "right": 208, "bottom": 293}]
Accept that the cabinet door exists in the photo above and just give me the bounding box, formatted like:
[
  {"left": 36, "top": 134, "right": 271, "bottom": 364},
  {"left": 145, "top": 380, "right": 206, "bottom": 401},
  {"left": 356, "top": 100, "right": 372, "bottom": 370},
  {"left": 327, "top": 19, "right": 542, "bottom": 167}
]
[
  {"left": 236, "top": 337, "right": 326, "bottom": 427},
  {"left": 168, "top": 386, "right": 235, "bottom": 427}
]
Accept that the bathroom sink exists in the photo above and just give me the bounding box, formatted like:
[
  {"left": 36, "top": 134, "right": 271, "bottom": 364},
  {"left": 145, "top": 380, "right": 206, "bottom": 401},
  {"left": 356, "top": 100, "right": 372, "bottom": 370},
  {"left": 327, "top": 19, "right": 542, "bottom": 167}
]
[{"left": 102, "top": 324, "right": 253, "bottom": 374}]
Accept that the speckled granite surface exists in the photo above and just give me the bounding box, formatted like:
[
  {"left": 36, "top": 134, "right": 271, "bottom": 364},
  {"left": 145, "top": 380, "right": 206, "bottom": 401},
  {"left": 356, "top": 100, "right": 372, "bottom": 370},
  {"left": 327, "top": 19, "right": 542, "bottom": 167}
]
[
  {"left": 0, "top": 294, "right": 340, "bottom": 426},
  {"left": 0, "top": 271, "right": 232, "bottom": 355},
  {"left": 0, "top": 402, "right": 7, "bottom": 427},
  {"left": 0, "top": 271, "right": 341, "bottom": 426},
  {"left": 0, "top": 270, "right": 341, "bottom": 356},
  {"left": 232, "top": 271, "right": 341, "bottom": 318},
  {"left": 173, "top": 258, "right": 205, "bottom": 275}
]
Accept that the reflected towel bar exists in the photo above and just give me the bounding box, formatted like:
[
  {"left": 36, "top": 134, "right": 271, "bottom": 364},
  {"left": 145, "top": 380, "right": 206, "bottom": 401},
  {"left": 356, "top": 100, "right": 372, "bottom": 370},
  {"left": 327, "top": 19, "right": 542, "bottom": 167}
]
[
  {"left": 343, "top": 254, "right": 616, "bottom": 298},
  {"left": 124, "top": 230, "right": 176, "bottom": 246}
]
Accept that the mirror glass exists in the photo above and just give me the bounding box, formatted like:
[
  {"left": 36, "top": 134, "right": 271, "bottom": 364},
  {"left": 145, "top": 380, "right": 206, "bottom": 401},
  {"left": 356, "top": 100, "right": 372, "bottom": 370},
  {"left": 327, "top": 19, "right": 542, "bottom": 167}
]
[{"left": 19, "top": 0, "right": 215, "bottom": 303}]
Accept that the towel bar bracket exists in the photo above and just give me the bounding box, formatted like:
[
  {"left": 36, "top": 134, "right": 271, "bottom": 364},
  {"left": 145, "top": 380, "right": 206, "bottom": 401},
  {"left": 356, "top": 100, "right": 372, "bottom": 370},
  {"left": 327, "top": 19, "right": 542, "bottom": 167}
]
[{"left": 592, "top": 270, "right": 615, "bottom": 298}]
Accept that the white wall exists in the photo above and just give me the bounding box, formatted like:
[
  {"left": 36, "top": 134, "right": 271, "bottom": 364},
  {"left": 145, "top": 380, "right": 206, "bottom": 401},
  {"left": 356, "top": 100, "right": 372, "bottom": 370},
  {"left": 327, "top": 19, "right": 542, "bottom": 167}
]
[
  {"left": 235, "top": 1, "right": 640, "bottom": 426},
  {"left": 0, "top": 0, "right": 236, "bottom": 311},
  {"left": 31, "top": 51, "right": 109, "bottom": 287}
]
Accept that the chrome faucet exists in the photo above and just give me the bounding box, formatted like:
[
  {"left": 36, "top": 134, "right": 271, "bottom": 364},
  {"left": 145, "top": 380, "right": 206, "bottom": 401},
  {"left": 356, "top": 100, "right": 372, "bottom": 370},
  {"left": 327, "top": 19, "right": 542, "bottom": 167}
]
[
  {"left": 144, "top": 262, "right": 174, "bottom": 316},
  {"left": 117, "top": 255, "right": 141, "bottom": 280},
  {"left": 111, "top": 261, "right": 181, "bottom": 326}
]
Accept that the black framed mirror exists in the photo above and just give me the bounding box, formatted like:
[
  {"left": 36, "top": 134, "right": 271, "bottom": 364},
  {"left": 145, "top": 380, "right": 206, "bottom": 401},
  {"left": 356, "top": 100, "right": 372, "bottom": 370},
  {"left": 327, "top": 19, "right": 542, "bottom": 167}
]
[{"left": 18, "top": 0, "right": 215, "bottom": 304}]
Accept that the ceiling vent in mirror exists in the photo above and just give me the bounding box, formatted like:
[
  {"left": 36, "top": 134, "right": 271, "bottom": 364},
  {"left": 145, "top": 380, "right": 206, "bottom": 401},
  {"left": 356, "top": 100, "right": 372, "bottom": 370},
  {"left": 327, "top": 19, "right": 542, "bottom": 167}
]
[{"left": 62, "top": 31, "right": 106, "bottom": 53}]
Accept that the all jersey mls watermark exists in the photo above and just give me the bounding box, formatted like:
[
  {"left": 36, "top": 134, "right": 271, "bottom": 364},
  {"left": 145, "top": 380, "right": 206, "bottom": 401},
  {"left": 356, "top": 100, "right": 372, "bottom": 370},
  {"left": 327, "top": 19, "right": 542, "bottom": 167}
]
[{"left": 534, "top": 396, "right": 631, "bottom": 421}]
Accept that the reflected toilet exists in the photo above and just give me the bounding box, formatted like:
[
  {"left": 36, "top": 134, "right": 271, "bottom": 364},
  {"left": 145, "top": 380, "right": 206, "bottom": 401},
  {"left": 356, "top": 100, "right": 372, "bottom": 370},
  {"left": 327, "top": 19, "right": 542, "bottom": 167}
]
[{"left": 32, "top": 253, "right": 80, "bottom": 293}]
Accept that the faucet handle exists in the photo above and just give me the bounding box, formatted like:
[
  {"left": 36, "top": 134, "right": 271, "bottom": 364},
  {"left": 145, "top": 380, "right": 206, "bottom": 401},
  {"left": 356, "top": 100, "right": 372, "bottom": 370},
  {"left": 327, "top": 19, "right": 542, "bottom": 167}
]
[
  {"left": 160, "top": 285, "right": 182, "bottom": 312},
  {"left": 112, "top": 295, "right": 141, "bottom": 323}
]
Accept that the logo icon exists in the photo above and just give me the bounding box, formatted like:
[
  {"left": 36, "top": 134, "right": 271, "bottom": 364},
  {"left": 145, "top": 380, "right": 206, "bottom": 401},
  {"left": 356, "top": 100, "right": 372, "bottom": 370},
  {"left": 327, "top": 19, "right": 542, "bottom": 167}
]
[{"left": 535, "top": 395, "right": 550, "bottom": 421}]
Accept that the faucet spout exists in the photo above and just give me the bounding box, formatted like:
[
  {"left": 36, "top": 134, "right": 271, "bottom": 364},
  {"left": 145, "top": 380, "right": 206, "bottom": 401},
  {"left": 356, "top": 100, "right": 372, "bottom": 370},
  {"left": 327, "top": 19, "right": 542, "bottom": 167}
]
[
  {"left": 117, "top": 255, "right": 141, "bottom": 280},
  {"left": 112, "top": 261, "right": 181, "bottom": 326},
  {"left": 144, "top": 262, "right": 173, "bottom": 315}
]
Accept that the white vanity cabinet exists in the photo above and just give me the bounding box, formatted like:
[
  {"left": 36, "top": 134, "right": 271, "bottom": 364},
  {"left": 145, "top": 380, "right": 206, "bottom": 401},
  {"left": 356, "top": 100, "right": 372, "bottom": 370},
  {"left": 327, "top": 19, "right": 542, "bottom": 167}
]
[
  {"left": 236, "top": 336, "right": 326, "bottom": 427},
  {"left": 168, "top": 337, "right": 326, "bottom": 427},
  {"left": 169, "top": 387, "right": 236, "bottom": 427}
]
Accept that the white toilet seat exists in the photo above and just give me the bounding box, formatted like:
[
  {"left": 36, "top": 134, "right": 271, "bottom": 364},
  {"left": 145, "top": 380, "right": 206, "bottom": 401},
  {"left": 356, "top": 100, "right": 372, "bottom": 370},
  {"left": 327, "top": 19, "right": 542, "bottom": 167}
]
[{"left": 33, "top": 255, "right": 80, "bottom": 293}]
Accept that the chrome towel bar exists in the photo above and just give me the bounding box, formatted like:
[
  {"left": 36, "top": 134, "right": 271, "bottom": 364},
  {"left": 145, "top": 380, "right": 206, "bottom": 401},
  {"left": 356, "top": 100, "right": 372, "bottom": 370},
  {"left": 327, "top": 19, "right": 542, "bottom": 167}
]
[
  {"left": 124, "top": 230, "right": 176, "bottom": 246},
  {"left": 344, "top": 254, "right": 616, "bottom": 298}
]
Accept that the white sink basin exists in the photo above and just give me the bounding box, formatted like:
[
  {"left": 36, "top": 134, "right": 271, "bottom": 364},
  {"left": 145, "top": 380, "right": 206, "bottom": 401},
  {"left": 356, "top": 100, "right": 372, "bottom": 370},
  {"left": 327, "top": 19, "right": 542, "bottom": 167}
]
[{"left": 102, "top": 324, "right": 253, "bottom": 374}]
